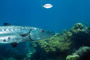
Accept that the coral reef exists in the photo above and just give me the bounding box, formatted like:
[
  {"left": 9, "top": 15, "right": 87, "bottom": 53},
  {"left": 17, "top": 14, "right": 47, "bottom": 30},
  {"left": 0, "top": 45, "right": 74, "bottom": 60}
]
[
  {"left": 66, "top": 46, "right": 90, "bottom": 60},
  {"left": 31, "top": 29, "right": 72, "bottom": 60},
  {"left": 32, "top": 32, "right": 72, "bottom": 54},
  {"left": 33, "top": 23, "right": 89, "bottom": 53},
  {"left": 31, "top": 23, "right": 90, "bottom": 60},
  {"left": 66, "top": 55, "right": 79, "bottom": 60},
  {"left": 1, "top": 23, "right": 90, "bottom": 60},
  {"left": 70, "top": 23, "right": 90, "bottom": 48}
]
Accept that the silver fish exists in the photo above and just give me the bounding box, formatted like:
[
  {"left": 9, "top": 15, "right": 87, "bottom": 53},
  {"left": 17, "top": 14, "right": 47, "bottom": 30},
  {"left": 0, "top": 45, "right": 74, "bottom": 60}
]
[{"left": 0, "top": 25, "right": 54, "bottom": 47}]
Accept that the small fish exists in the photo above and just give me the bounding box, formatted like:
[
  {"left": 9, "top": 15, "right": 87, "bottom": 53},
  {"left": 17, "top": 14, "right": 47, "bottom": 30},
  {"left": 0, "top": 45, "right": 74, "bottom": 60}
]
[
  {"left": 0, "top": 23, "right": 55, "bottom": 47},
  {"left": 42, "top": 4, "right": 53, "bottom": 9}
]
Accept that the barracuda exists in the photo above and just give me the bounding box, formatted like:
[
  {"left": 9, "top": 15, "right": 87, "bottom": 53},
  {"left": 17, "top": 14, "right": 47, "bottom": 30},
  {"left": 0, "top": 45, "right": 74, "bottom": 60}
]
[{"left": 0, "top": 23, "right": 55, "bottom": 47}]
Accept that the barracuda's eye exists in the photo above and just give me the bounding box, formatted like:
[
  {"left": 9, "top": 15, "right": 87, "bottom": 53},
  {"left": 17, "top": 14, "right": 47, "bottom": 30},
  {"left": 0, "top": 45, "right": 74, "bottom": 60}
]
[{"left": 41, "top": 30, "right": 44, "bottom": 33}]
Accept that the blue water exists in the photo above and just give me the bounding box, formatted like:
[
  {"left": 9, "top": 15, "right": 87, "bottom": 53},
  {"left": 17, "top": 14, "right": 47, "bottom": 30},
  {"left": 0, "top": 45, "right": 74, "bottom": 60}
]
[
  {"left": 0, "top": 0, "right": 90, "bottom": 32},
  {"left": 0, "top": 0, "right": 90, "bottom": 60}
]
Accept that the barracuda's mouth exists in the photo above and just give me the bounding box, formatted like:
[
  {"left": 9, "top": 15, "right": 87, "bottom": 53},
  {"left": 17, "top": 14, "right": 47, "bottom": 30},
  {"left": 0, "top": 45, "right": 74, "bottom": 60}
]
[{"left": 48, "top": 31, "right": 55, "bottom": 35}]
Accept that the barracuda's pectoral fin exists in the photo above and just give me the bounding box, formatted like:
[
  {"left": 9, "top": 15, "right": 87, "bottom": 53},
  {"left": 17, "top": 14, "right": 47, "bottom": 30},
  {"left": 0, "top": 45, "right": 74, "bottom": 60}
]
[
  {"left": 3, "top": 23, "right": 12, "bottom": 26},
  {"left": 20, "top": 34, "right": 28, "bottom": 37},
  {"left": 11, "top": 42, "right": 18, "bottom": 48},
  {"left": 20, "top": 29, "right": 31, "bottom": 37}
]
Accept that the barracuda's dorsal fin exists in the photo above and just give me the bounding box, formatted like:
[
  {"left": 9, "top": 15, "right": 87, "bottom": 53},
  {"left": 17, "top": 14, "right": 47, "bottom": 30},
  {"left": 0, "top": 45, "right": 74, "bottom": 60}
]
[{"left": 3, "top": 23, "right": 12, "bottom": 26}]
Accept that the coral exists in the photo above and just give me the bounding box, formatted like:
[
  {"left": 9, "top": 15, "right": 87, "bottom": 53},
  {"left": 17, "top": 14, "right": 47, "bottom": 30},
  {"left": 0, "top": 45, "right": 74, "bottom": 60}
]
[
  {"left": 72, "top": 23, "right": 85, "bottom": 29},
  {"left": 73, "top": 46, "right": 90, "bottom": 60},
  {"left": 33, "top": 32, "right": 72, "bottom": 53},
  {"left": 31, "top": 23, "right": 90, "bottom": 60},
  {"left": 70, "top": 23, "right": 86, "bottom": 34},
  {"left": 66, "top": 55, "right": 79, "bottom": 60},
  {"left": 24, "top": 49, "right": 36, "bottom": 60},
  {"left": 31, "top": 31, "right": 72, "bottom": 60},
  {"left": 66, "top": 46, "right": 90, "bottom": 60},
  {"left": 73, "top": 46, "right": 90, "bottom": 56},
  {"left": 69, "top": 23, "right": 90, "bottom": 48}
]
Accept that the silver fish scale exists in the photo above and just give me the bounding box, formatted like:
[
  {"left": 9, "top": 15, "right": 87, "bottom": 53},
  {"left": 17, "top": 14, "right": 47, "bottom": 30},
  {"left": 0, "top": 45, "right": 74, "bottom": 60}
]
[
  {"left": 0, "top": 35, "right": 23, "bottom": 43},
  {"left": 0, "top": 26, "right": 32, "bottom": 36}
]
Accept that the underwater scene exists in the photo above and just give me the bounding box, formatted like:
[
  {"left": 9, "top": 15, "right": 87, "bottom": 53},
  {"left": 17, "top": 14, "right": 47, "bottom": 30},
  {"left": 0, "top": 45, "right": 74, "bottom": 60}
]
[{"left": 0, "top": 0, "right": 90, "bottom": 60}]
